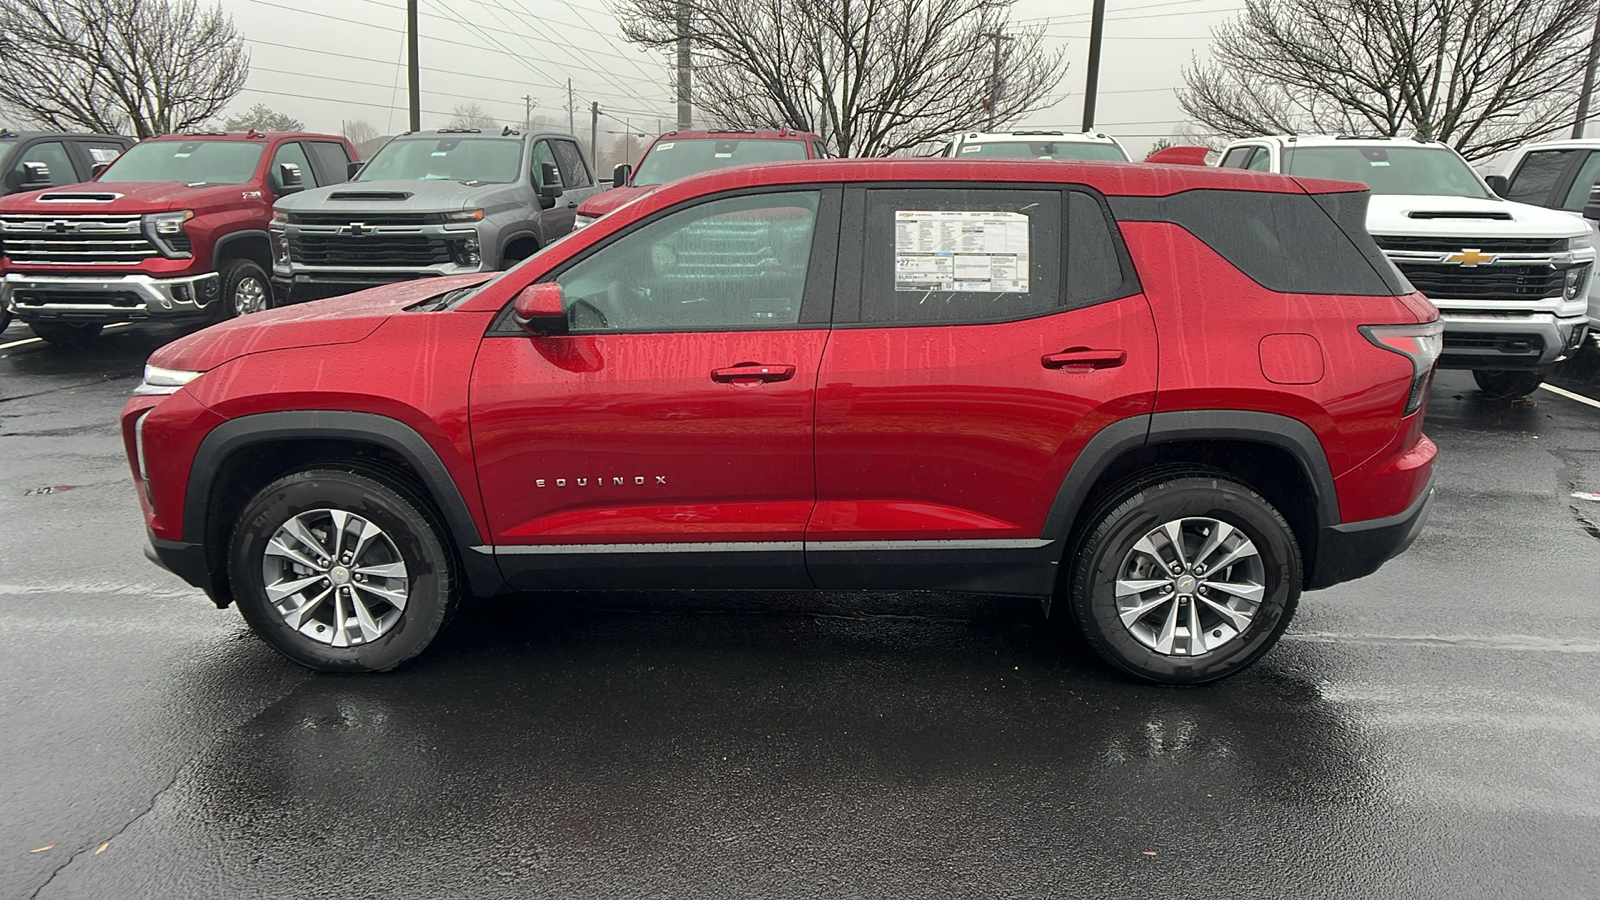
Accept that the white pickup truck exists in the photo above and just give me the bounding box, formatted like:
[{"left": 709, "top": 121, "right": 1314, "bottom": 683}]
[
  {"left": 1492, "top": 138, "right": 1600, "bottom": 340},
  {"left": 1217, "top": 135, "right": 1593, "bottom": 399}
]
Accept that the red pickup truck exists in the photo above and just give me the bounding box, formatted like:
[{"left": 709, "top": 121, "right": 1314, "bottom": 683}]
[{"left": 0, "top": 131, "right": 358, "bottom": 344}]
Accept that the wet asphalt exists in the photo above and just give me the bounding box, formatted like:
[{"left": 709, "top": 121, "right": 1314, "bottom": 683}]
[{"left": 1, "top": 319, "right": 1598, "bottom": 900}]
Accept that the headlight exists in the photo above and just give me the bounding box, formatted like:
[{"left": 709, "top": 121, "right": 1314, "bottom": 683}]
[
  {"left": 146, "top": 210, "right": 193, "bottom": 235},
  {"left": 133, "top": 364, "right": 203, "bottom": 396},
  {"left": 450, "top": 237, "right": 481, "bottom": 267},
  {"left": 271, "top": 209, "right": 288, "bottom": 225},
  {"left": 144, "top": 210, "right": 194, "bottom": 258},
  {"left": 1565, "top": 263, "right": 1591, "bottom": 301},
  {"left": 442, "top": 208, "right": 485, "bottom": 223},
  {"left": 572, "top": 213, "right": 597, "bottom": 230},
  {"left": 1568, "top": 232, "right": 1594, "bottom": 252}
]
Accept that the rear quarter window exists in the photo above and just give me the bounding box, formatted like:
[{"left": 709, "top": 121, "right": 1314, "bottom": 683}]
[{"left": 1110, "top": 189, "right": 1403, "bottom": 297}]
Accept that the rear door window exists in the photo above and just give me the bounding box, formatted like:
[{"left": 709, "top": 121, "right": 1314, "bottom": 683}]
[
  {"left": 1557, "top": 151, "right": 1600, "bottom": 211},
  {"left": 1220, "top": 147, "right": 1255, "bottom": 169},
  {"left": 74, "top": 140, "right": 127, "bottom": 177},
  {"left": 1506, "top": 150, "right": 1581, "bottom": 206},
  {"left": 550, "top": 140, "right": 591, "bottom": 188}
]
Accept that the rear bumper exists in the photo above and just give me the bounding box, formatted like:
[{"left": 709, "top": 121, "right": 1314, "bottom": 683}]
[
  {"left": 1306, "top": 473, "right": 1435, "bottom": 590},
  {"left": 1436, "top": 312, "right": 1589, "bottom": 369},
  {"left": 3, "top": 271, "right": 221, "bottom": 322}
]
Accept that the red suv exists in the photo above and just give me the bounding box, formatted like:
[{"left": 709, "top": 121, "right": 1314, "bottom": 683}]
[{"left": 122, "top": 160, "right": 1440, "bottom": 684}]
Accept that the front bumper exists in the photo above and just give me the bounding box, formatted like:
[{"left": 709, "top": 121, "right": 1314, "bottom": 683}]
[
  {"left": 145, "top": 537, "right": 228, "bottom": 607},
  {"left": 3, "top": 271, "right": 221, "bottom": 322},
  {"left": 1307, "top": 473, "right": 1435, "bottom": 590},
  {"left": 1435, "top": 312, "right": 1589, "bottom": 369}
]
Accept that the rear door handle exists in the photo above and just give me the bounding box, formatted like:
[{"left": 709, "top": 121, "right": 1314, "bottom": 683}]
[
  {"left": 1042, "top": 348, "right": 1127, "bottom": 370},
  {"left": 711, "top": 362, "right": 797, "bottom": 384}
]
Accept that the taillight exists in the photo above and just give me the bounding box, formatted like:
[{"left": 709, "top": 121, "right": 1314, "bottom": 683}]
[{"left": 1361, "top": 321, "right": 1444, "bottom": 415}]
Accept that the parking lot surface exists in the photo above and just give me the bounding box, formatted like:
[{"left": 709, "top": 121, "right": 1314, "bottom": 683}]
[{"left": 3, "top": 319, "right": 1599, "bottom": 899}]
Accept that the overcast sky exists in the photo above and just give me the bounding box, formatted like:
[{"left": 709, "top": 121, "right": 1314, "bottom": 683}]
[{"left": 218, "top": 0, "right": 1241, "bottom": 157}]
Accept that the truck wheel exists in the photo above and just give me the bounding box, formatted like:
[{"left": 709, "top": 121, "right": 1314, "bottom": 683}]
[
  {"left": 228, "top": 468, "right": 459, "bottom": 673},
  {"left": 1472, "top": 368, "right": 1546, "bottom": 399},
  {"left": 1064, "top": 473, "right": 1302, "bottom": 685},
  {"left": 28, "top": 321, "right": 104, "bottom": 345},
  {"left": 219, "top": 258, "right": 273, "bottom": 318},
  {"left": 0, "top": 305, "right": 12, "bottom": 334}
]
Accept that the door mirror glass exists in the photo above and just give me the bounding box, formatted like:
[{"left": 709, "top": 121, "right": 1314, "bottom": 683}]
[
  {"left": 276, "top": 162, "right": 304, "bottom": 194},
  {"left": 512, "top": 282, "right": 568, "bottom": 335},
  {"left": 612, "top": 163, "right": 631, "bottom": 188},
  {"left": 1484, "top": 174, "right": 1509, "bottom": 198},
  {"left": 20, "top": 161, "right": 51, "bottom": 186}
]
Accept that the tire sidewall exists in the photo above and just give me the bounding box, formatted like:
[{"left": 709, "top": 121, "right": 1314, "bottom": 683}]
[
  {"left": 229, "top": 470, "right": 451, "bottom": 673},
  {"left": 219, "top": 258, "right": 272, "bottom": 319},
  {"left": 1072, "top": 478, "right": 1301, "bottom": 685}
]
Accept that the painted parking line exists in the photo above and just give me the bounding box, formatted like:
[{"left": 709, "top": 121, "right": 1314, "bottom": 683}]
[
  {"left": 0, "top": 322, "right": 130, "bottom": 351},
  {"left": 1539, "top": 382, "right": 1600, "bottom": 410}
]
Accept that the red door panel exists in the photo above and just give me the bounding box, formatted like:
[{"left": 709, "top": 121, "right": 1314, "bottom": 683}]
[{"left": 809, "top": 295, "right": 1159, "bottom": 542}]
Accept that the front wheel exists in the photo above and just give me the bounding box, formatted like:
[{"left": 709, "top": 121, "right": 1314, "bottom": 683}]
[
  {"left": 228, "top": 468, "right": 459, "bottom": 672},
  {"left": 217, "top": 258, "right": 273, "bottom": 319},
  {"left": 1472, "top": 368, "right": 1546, "bottom": 400},
  {"left": 1064, "top": 473, "right": 1302, "bottom": 685}
]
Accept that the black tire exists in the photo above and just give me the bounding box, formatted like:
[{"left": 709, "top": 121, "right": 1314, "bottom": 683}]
[
  {"left": 228, "top": 468, "right": 458, "bottom": 673},
  {"left": 0, "top": 304, "right": 12, "bottom": 335},
  {"left": 1472, "top": 368, "right": 1546, "bottom": 399},
  {"left": 216, "top": 258, "right": 273, "bottom": 320},
  {"left": 28, "top": 321, "right": 104, "bottom": 345},
  {"left": 1065, "top": 473, "right": 1302, "bottom": 685}
]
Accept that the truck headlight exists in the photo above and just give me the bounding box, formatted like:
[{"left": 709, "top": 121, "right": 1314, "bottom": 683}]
[
  {"left": 1565, "top": 263, "right": 1591, "bottom": 301},
  {"left": 442, "top": 208, "right": 485, "bottom": 223},
  {"left": 1567, "top": 233, "right": 1594, "bottom": 252},
  {"left": 133, "top": 364, "right": 203, "bottom": 396},
  {"left": 273, "top": 230, "right": 291, "bottom": 265},
  {"left": 450, "top": 237, "right": 481, "bottom": 267},
  {"left": 144, "top": 210, "right": 194, "bottom": 257}
]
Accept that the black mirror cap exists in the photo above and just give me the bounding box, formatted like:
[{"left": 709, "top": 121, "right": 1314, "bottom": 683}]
[
  {"left": 276, "top": 162, "right": 304, "bottom": 193},
  {"left": 346, "top": 160, "right": 363, "bottom": 180},
  {"left": 1484, "top": 174, "right": 1509, "bottom": 198},
  {"left": 539, "top": 161, "right": 564, "bottom": 198},
  {"left": 612, "top": 163, "right": 632, "bottom": 188},
  {"left": 20, "top": 161, "right": 51, "bottom": 186},
  {"left": 1584, "top": 184, "right": 1600, "bottom": 221}
]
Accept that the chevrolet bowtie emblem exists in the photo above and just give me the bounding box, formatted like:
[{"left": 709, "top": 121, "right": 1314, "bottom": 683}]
[{"left": 1445, "top": 248, "right": 1496, "bottom": 267}]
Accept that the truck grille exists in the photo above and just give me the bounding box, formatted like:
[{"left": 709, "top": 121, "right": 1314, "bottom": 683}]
[
  {"left": 0, "top": 214, "right": 157, "bottom": 265},
  {"left": 289, "top": 234, "right": 454, "bottom": 267},
  {"left": 1393, "top": 263, "right": 1565, "bottom": 301},
  {"left": 1374, "top": 236, "right": 1567, "bottom": 254}
]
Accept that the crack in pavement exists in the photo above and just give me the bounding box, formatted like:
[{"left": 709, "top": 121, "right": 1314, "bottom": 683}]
[
  {"left": 24, "top": 669, "right": 313, "bottom": 900},
  {"left": 0, "top": 377, "right": 133, "bottom": 405}
]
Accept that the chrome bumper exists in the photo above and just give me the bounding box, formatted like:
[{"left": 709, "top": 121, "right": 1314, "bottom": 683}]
[
  {"left": 2, "top": 271, "right": 221, "bottom": 321},
  {"left": 1436, "top": 312, "right": 1589, "bottom": 369}
]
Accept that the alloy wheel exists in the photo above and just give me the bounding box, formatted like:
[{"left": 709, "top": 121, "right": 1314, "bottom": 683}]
[
  {"left": 1113, "top": 517, "right": 1265, "bottom": 657},
  {"left": 261, "top": 508, "right": 410, "bottom": 647},
  {"left": 234, "top": 276, "right": 269, "bottom": 315}
]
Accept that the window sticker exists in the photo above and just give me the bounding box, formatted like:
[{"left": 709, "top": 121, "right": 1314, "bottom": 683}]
[
  {"left": 893, "top": 210, "right": 1029, "bottom": 293},
  {"left": 88, "top": 147, "right": 121, "bottom": 163},
  {"left": 960, "top": 145, "right": 982, "bottom": 153},
  {"left": 655, "top": 142, "right": 675, "bottom": 151}
]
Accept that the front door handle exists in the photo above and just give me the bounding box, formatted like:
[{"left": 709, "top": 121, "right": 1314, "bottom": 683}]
[
  {"left": 1042, "top": 348, "right": 1127, "bottom": 370},
  {"left": 567, "top": 201, "right": 578, "bottom": 208},
  {"left": 711, "top": 362, "right": 797, "bottom": 384}
]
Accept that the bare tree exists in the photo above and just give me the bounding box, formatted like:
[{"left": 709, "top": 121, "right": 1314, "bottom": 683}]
[
  {"left": 223, "top": 104, "right": 303, "bottom": 132},
  {"left": 445, "top": 103, "right": 498, "bottom": 131},
  {"left": 618, "top": 0, "right": 1066, "bottom": 157},
  {"left": 0, "top": 0, "right": 248, "bottom": 138},
  {"left": 1179, "top": 0, "right": 1598, "bottom": 160},
  {"left": 343, "top": 119, "right": 380, "bottom": 145}
]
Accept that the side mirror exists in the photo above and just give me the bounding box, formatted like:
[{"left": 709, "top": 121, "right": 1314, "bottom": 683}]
[
  {"left": 1584, "top": 184, "right": 1600, "bottom": 221},
  {"left": 90, "top": 161, "right": 111, "bottom": 179},
  {"left": 276, "top": 162, "right": 304, "bottom": 194},
  {"left": 1484, "top": 174, "right": 1509, "bottom": 198},
  {"left": 612, "top": 163, "right": 632, "bottom": 188},
  {"left": 539, "top": 161, "right": 564, "bottom": 205},
  {"left": 347, "top": 161, "right": 363, "bottom": 180},
  {"left": 21, "top": 161, "right": 51, "bottom": 186},
  {"left": 512, "top": 282, "right": 568, "bottom": 336}
]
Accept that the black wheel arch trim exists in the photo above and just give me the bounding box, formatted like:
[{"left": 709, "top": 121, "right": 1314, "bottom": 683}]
[
  {"left": 182, "top": 410, "right": 503, "bottom": 597},
  {"left": 498, "top": 229, "right": 542, "bottom": 264},
  {"left": 1041, "top": 409, "right": 1341, "bottom": 544},
  {"left": 213, "top": 229, "right": 273, "bottom": 263}
]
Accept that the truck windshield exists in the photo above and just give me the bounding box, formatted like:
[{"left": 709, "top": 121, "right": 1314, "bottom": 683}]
[
  {"left": 632, "top": 139, "right": 807, "bottom": 186},
  {"left": 356, "top": 138, "right": 523, "bottom": 184},
  {"left": 1282, "top": 146, "right": 1490, "bottom": 198},
  {"left": 99, "top": 141, "right": 265, "bottom": 185},
  {"left": 956, "top": 141, "right": 1128, "bottom": 162}
]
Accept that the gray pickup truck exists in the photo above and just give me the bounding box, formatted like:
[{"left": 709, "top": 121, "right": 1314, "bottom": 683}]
[{"left": 270, "top": 127, "right": 597, "bottom": 301}]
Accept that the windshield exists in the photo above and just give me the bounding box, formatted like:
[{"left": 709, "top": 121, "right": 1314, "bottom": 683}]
[
  {"left": 1282, "top": 146, "right": 1489, "bottom": 198},
  {"left": 99, "top": 141, "right": 264, "bottom": 185},
  {"left": 956, "top": 140, "right": 1128, "bottom": 162},
  {"left": 632, "top": 138, "right": 808, "bottom": 186},
  {"left": 357, "top": 137, "right": 523, "bottom": 184}
]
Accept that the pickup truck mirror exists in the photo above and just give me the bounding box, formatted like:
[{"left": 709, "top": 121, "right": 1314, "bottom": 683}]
[
  {"left": 1583, "top": 184, "right": 1600, "bottom": 221},
  {"left": 512, "top": 282, "right": 568, "bottom": 336},
  {"left": 538, "top": 161, "right": 564, "bottom": 209},
  {"left": 20, "top": 161, "right": 51, "bottom": 187},
  {"left": 612, "top": 163, "right": 631, "bottom": 188},
  {"left": 275, "top": 162, "right": 304, "bottom": 195},
  {"left": 1484, "top": 174, "right": 1509, "bottom": 198},
  {"left": 347, "top": 161, "right": 364, "bottom": 180},
  {"left": 90, "top": 162, "right": 111, "bottom": 179}
]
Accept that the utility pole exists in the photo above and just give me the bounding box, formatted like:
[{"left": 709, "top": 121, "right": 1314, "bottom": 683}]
[
  {"left": 567, "top": 79, "right": 575, "bottom": 135},
  {"left": 676, "top": 0, "right": 692, "bottom": 129},
  {"left": 407, "top": 0, "right": 420, "bottom": 131},
  {"left": 625, "top": 118, "right": 632, "bottom": 165},
  {"left": 1081, "top": 0, "right": 1107, "bottom": 131},
  {"left": 591, "top": 101, "right": 600, "bottom": 162},
  {"left": 982, "top": 32, "right": 1012, "bottom": 131},
  {"left": 1575, "top": 4, "right": 1600, "bottom": 138},
  {"left": 522, "top": 95, "right": 534, "bottom": 131}
]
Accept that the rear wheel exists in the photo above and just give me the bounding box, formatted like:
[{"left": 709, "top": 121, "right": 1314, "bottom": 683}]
[
  {"left": 1472, "top": 368, "right": 1546, "bottom": 399},
  {"left": 1065, "top": 473, "right": 1302, "bottom": 685},
  {"left": 228, "top": 468, "right": 458, "bottom": 673},
  {"left": 28, "top": 321, "right": 104, "bottom": 345}
]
